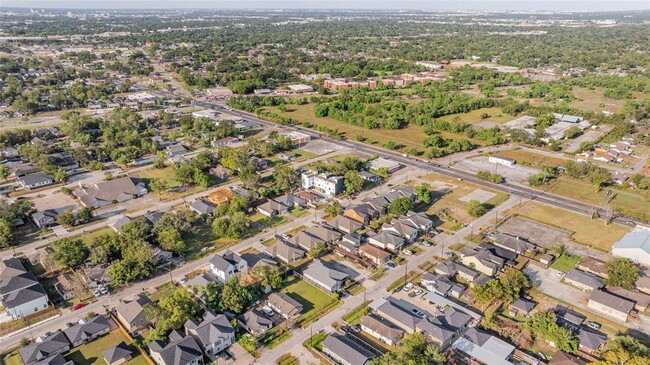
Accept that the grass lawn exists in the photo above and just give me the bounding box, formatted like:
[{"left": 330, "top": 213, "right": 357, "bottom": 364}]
[
  {"left": 292, "top": 149, "right": 318, "bottom": 162},
  {"left": 64, "top": 330, "right": 148, "bottom": 365},
  {"left": 496, "top": 149, "right": 568, "bottom": 169},
  {"left": 368, "top": 269, "right": 386, "bottom": 281},
  {"left": 276, "top": 353, "right": 300, "bottom": 365},
  {"left": 550, "top": 252, "right": 582, "bottom": 273},
  {"left": 255, "top": 215, "right": 290, "bottom": 229},
  {"left": 438, "top": 107, "right": 514, "bottom": 124},
  {"left": 542, "top": 176, "right": 650, "bottom": 222},
  {"left": 262, "top": 104, "right": 489, "bottom": 155},
  {"left": 386, "top": 270, "right": 423, "bottom": 292},
  {"left": 343, "top": 301, "right": 371, "bottom": 324},
  {"left": 280, "top": 276, "right": 338, "bottom": 327},
  {"left": 422, "top": 173, "right": 509, "bottom": 228},
  {"left": 514, "top": 202, "right": 630, "bottom": 252},
  {"left": 290, "top": 207, "right": 310, "bottom": 218},
  {"left": 570, "top": 87, "right": 628, "bottom": 114},
  {"left": 1, "top": 351, "right": 24, "bottom": 365},
  {"left": 147, "top": 282, "right": 177, "bottom": 302},
  {"left": 76, "top": 227, "right": 115, "bottom": 246},
  {"left": 261, "top": 327, "right": 291, "bottom": 349}
]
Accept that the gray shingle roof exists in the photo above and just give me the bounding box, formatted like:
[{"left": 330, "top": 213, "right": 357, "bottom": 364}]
[
  {"left": 577, "top": 329, "right": 607, "bottom": 351},
  {"left": 360, "top": 314, "right": 404, "bottom": 341},
  {"left": 149, "top": 335, "right": 203, "bottom": 365},
  {"left": 588, "top": 290, "right": 635, "bottom": 314},
  {"left": 4, "top": 283, "right": 48, "bottom": 308},
  {"left": 237, "top": 310, "right": 273, "bottom": 333},
  {"left": 303, "top": 260, "right": 349, "bottom": 289},
  {"left": 267, "top": 292, "right": 303, "bottom": 317},
  {"left": 565, "top": 269, "right": 604, "bottom": 289},
  {"left": 102, "top": 342, "right": 133, "bottom": 364},
  {"left": 115, "top": 294, "right": 152, "bottom": 324},
  {"left": 184, "top": 311, "right": 234, "bottom": 348},
  {"left": 19, "top": 332, "right": 70, "bottom": 364},
  {"left": 63, "top": 315, "right": 110, "bottom": 344},
  {"left": 322, "top": 333, "right": 376, "bottom": 365}
]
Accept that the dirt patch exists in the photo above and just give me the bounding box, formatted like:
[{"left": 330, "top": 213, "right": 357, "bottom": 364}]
[
  {"left": 459, "top": 189, "right": 496, "bottom": 204},
  {"left": 497, "top": 215, "right": 571, "bottom": 249}
]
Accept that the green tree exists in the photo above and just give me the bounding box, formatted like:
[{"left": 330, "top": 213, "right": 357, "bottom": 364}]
[
  {"left": 56, "top": 208, "right": 76, "bottom": 227},
  {"left": 389, "top": 197, "right": 413, "bottom": 216},
  {"left": 325, "top": 199, "right": 342, "bottom": 218},
  {"left": 0, "top": 220, "right": 14, "bottom": 249},
  {"left": 343, "top": 170, "right": 364, "bottom": 195},
  {"left": 51, "top": 238, "right": 88, "bottom": 267},
  {"left": 467, "top": 199, "right": 487, "bottom": 217},
  {"left": 54, "top": 169, "right": 68, "bottom": 183},
  {"left": 150, "top": 179, "right": 169, "bottom": 194},
  {"left": 591, "top": 336, "right": 650, "bottom": 365},
  {"left": 415, "top": 183, "right": 431, "bottom": 204},
  {"left": 221, "top": 277, "right": 253, "bottom": 314},
  {"left": 204, "top": 282, "right": 224, "bottom": 312},
  {"left": 76, "top": 207, "right": 93, "bottom": 225},
  {"left": 0, "top": 165, "right": 9, "bottom": 180},
  {"left": 273, "top": 164, "right": 297, "bottom": 194},
  {"left": 606, "top": 258, "right": 640, "bottom": 290},
  {"left": 526, "top": 311, "right": 578, "bottom": 354}
]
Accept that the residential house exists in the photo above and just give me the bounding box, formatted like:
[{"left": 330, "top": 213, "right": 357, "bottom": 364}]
[
  {"left": 478, "top": 242, "right": 518, "bottom": 265},
  {"left": 64, "top": 315, "right": 111, "bottom": 347},
  {"left": 459, "top": 247, "right": 504, "bottom": 276},
  {"left": 279, "top": 131, "right": 311, "bottom": 146},
  {"left": 453, "top": 328, "right": 517, "bottom": 365},
  {"left": 418, "top": 307, "right": 472, "bottom": 350},
  {"left": 360, "top": 314, "right": 404, "bottom": 346},
  {"left": 321, "top": 334, "right": 377, "bottom": 365},
  {"left": 211, "top": 137, "right": 239, "bottom": 148},
  {"left": 564, "top": 269, "right": 604, "bottom": 291},
  {"left": 344, "top": 204, "right": 380, "bottom": 225},
  {"left": 190, "top": 199, "right": 217, "bottom": 216},
  {"left": 250, "top": 157, "right": 269, "bottom": 170},
  {"left": 382, "top": 218, "right": 419, "bottom": 243},
  {"left": 267, "top": 240, "right": 305, "bottom": 263},
  {"left": 307, "top": 224, "right": 343, "bottom": 243},
  {"left": 82, "top": 265, "right": 109, "bottom": 288},
  {"left": 54, "top": 272, "right": 75, "bottom": 300},
  {"left": 31, "top": 209, "right": 59, "bottom": 228},
  {"left": 115, "top": 294, "right": 152, "bottom": 333},
  {"left": 359, "top": 170, "right": 381, "bottom": 183},
  {"left": 110, "top": 215, "right": 132, "bottom": 232},
  {"left": 237, "top": 309, "right": 273, "bottom": 336},
  {"left": 577, "top": 329, "right": 607, "bottom": 356},
  {"left": 102, "top": 342, "right": 133, "bottom": 365},
  {"left": 274, "top": 194, "right": 307, "bottom": 209},
  {"left": 301, "top": 171, "right": 344, "bottom": 197},
  {"left": 184, "top": 311, "right": 235, "bottom": 356},
  {"left": 338, "top": 233, "right": 362, "bottom": 254},
  {"left": 11, "top": 163, "right": 39, "bottom": 176},
  {"left": 149, "top": 331, "right": 204, "bottom": 365},
  {"left": 257, "top": 199, "right": 289, "bottom": 218},
  {"left": 208, "top": 166, "right": 231, "bottom": 181},
  {"left": 302, "top": 260, "right": 350, "bottom": 293},
  {"left": 289, "top": 230, "right": 324, "bottom": 252},
  {"left": 358, "top": 244, "right": 391, "bottom": 266},
  {"left": 508, "top": 298, "right": 536, "bottom": 317},
  {"left": 210, "top": 251, "right": 247, "bottom": 283},
  {"left": 329, "top": 215, "right": 363, "bottom": 234},
  {"left": 370, "top": 297, "right": 422, "bottom": 332},
  {"left": 294, "top": 190, "right": 321, "bottom": 205},
  {"left": 421, "top": 273, "right": 465, "bottom": 298},
  {"left": 404, "top": 211, "right": 434, "bottom": 231},
  {"left": 30, "top": 354, "right": 74, "bottom": 365},
  {"left": 433, "top": 261, "right": 478, "bottom": 283},
  {"left": 0, "top": 258, "right": 49, "bottom": 320},
  {"left": 19, "top": 332, "right": 71, "bottom": 365},
  {"left": 166, "top": 144, "right": 188, "bottom": 157},
  {"left": 492, "top": 233, "right": 534, "bottom": 255},
  {"left": 267, "top": 292, "right": 303, "bottom": 319},
  {"left": 231, "top": 186, "right": 256, "bottom": 200},
  {"left": 607, "top": 287, "right": 650, "bottom": 311},
  {"left": 587, "top": 290, "right": 635, "bottom": 322},
  {"left": 18, "top": 173, "right": 54, "bottom": 190},
  {"left": 636, "top": 275, "right": 650, "bottom": 295},
  {"left": 548, "top": 351, "right": 588, "bottom": 365},
  {"left": 75, "top": 176, "right": 147, "bottom": 208},
  {"left": 367, "top": 231, "right": 405, "bottom": 252},
  {"left": 277, "top": 152, "right": 296, "bottom": 162},
  {"left": 578, "top": 257, "right": 609, "bottom": 279}
]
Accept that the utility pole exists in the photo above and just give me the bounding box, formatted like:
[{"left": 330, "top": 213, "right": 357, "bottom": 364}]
[{"left": 404, "top": 261, "right": 408, "bottom": 286}]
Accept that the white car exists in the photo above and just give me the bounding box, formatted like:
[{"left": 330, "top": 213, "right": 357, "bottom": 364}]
[
  {"left": 403, "top": 250, "right": 413, "bottom": 256},
  {"left": 261, "top": 306, "right": 275, "bottom": 316},
  {"left": 403, "top": 282, "right": 414, "bottom": 291}
]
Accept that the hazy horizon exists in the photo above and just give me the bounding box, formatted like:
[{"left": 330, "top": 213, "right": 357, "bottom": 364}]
[{"left": 2, "top": 0, "right": 649, "bottom": 11}]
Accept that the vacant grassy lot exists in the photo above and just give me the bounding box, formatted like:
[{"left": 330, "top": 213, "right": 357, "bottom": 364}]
[
  {"left": 543, "top": 177, "right": 650, "bottom": 222},
  {"left": 280, "top": 276, "right": 337, "bottom": 327},
  {"left": 76, "top": 227, "right": 115, "bottom": 245},
  {"left": 514, "top": 202, "right": 630, "bottom": 251},
  {"left": 570, "top": 87, "right": 627, "bottom": 114},
  {"left": 438, "top": 107, "right": 513, "bottom": 124},
  {"left": 64, "top": 329, "right": 148, "bottom": 365},
  {"left": 421, "top": 173, "right": 509, "bottom": 230},
  {"left": 550, "top": 252, "right": 582, "bottom": 272},
  {"left": 496, "top": 149, "right": 568, "bottom": 169},
  {"left": 262, "top": 104, "right": 490, "bottom": 155},
  {"left": 1, "top": 351, "right": 24, "bottom": 365}
]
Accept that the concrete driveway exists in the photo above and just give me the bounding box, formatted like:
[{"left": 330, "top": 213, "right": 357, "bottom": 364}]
[{"left": 524, "top": 265, "right": 589, "bottom": 305}]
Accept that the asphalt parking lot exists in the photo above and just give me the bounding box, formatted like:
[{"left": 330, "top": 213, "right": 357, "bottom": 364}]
[
  {"left": 454, "top": 156, "right": 539, "bottom": 183},
  {"left": 497, "top": 216, "right": 571, "bottom": 249}
]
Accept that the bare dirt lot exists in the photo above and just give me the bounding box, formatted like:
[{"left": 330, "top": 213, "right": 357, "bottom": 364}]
[
  {"left": 459, "top": 189, "right": 496, "bottom": 204},
  {"left": 497, "top": 215, "right": 571, "bottom": 249}
]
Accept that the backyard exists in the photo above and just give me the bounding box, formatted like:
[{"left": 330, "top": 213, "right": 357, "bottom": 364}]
[
  {"left": 280, "top": 276, "right": 339, "bottom": 327},
  {"left": 64, "top": 329, "right": 148, "bottom": 365}
]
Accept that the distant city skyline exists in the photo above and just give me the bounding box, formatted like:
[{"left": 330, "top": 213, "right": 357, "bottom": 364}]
[{"left": 3, "top": 0, "right": 649, "bottom": 11}]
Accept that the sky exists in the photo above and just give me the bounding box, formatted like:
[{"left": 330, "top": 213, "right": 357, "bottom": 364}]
[{"left": 2, "top": 0, "right": 649, "bottom": 11}]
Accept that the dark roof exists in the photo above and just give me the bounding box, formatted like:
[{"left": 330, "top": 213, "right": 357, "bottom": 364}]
[
  {"left": 32, "top": 354, "right": 73, "bottom": 365},
  {"left": 548, "top": 350, "right": 588, "bottom": 365},
  {"left": 115, "top": 294, "right": 152, "bottom": 324},
  {"left": 509, "top": 298, "right": 536, "bottom": 314},
  {"left": 588, "top": 290, "right": 635, "bottom": 314},
  {"left": 102, "top": 342, "right": 133, "bottom": 364},
  {"left": 184, "top": 311, "right": 234, "bottom": 348},
  {"left": 4, "top": 283, "right": 48, "bottom": 308},
  {"left": 322, "top": 333, "right": 377, "bottom": 365},
  {"left": 267, "top": 292, "right": 303, "bottom": 316},
  {"left": 63, "top": 315, "right": 110, "bottom": 344},
  {"left": 149, "top": 335, "right": 203, "bottom": 365},
  {"left": 190, "top": 199, "right": 216, "bottom": 214},
  {"left": 18, "top": 173, "right": 53, "bottom": 186},
  {"left": 565, "top": 269, "right": 604, "bottom": 289},
  {"left": 237, "top": 309, "right": 273, "bottom": 333},
  {"left": 577, "top": 329, "right": 607, "bottom": 351},
  {"left": 19, "top": 332, "right": 70, "bottom": 364}
]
